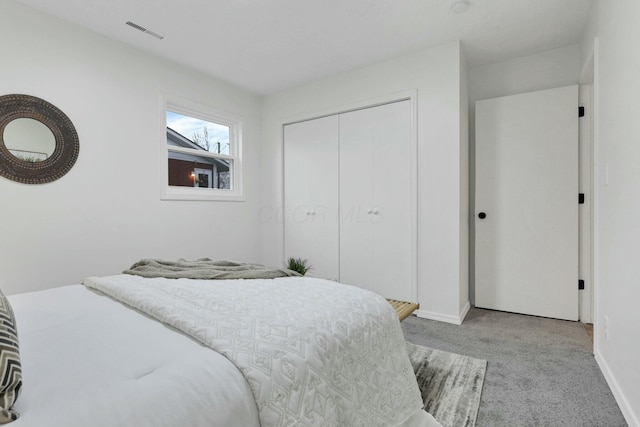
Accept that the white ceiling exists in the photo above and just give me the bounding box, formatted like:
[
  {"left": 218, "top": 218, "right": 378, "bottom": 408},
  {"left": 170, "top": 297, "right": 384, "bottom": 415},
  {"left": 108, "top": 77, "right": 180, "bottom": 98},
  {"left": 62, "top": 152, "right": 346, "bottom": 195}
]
[{"left": 16, "top": 0, "right": 594, "bottom": 94}]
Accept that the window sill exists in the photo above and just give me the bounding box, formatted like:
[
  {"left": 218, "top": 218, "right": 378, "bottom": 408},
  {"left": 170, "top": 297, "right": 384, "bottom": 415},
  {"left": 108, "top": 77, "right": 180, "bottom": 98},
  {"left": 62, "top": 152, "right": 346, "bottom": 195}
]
[{"left": 161, "top": 187, "right": 245, "bottom": 202}]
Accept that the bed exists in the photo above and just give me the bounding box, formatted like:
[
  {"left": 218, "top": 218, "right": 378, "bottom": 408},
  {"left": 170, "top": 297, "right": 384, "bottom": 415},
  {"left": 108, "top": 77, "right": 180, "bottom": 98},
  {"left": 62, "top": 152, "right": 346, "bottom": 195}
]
[{"left": 3, "top": 261, "right": 441, "bottom": 427}]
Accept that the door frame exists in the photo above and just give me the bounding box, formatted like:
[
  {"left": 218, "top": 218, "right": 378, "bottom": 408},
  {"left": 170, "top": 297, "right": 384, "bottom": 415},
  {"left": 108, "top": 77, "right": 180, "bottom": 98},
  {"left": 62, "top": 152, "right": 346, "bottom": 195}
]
[
  {"left": 579, "top": 41, "right": 597, "bottom": 328},
  {"left": 469, "top": 60, "right": 597, "bottom": 324},
  {"left": 579, "top": 57, "right": 594, "bottom": 324},
  {"left": 281, "top": 89, "right": 419, "bottom": 302}
]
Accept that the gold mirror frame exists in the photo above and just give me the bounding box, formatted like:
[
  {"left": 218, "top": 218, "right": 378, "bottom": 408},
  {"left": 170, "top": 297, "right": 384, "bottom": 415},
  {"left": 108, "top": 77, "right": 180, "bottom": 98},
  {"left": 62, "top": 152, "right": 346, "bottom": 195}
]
[{"left": 0, "top": 94, "right": 79, "bottom": 184}]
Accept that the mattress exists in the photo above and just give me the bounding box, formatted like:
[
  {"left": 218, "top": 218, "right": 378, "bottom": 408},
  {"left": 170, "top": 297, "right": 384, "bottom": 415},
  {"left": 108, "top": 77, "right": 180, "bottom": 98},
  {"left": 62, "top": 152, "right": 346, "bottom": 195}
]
[
  {"left": 7, "top": 281, "right": 440, "bottom": 427},
  {"left": 8, "top": 285, "right": 260, "bottom": 427}
]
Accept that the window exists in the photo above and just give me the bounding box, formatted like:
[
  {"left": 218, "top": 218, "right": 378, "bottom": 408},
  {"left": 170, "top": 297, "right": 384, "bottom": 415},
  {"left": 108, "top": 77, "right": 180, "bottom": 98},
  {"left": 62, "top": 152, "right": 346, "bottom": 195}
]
[{"left": 161, "top": 100, "right": 243, "bottom": 201}]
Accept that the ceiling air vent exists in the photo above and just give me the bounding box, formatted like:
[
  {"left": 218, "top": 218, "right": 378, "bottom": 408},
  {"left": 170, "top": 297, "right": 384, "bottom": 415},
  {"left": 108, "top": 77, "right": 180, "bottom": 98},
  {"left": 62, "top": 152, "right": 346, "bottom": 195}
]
[{"left": 125, "top": 21, "right": 164, "bottom": 40}]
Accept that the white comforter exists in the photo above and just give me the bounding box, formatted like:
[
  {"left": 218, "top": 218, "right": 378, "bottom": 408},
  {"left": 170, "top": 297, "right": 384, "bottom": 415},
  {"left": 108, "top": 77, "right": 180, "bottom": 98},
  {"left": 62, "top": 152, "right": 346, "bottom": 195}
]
[
  {"left": 84, "top": 274, "right": 436, "bottom": 427},
  {"left": 9, "top": 285, "right": 260, "bottom": 427}
]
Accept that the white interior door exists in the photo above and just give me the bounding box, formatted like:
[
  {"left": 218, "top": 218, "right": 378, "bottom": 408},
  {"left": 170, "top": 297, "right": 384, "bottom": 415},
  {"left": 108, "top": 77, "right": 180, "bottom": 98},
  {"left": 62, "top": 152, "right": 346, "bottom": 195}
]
[
  {"left": 284, "top": 116, "right": 339, "bottom": 280},
  {"left": 340, "top": 100, "right": 413, "bottom": 301},
  {"left": 475, "top": 86, "right": 579, "bottom": 321}
]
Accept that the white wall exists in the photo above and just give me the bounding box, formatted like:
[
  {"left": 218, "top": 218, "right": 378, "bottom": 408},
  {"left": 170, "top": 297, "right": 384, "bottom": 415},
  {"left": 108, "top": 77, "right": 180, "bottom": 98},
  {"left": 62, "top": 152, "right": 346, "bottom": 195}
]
[
  {"left": 469, "top": 45, "right": 582, "bottom": 103},
  {"left": 467, "top": 45, "right": 582, "bottom": 303},
  {"left": 261, "top": 42, "right": 469, "bottom": 324},
  {"left": 0, "top": 1, "right": 264, "bottom": 295},
  {"left": 583, "top": 1, "right": 640, "bottom": 425}
]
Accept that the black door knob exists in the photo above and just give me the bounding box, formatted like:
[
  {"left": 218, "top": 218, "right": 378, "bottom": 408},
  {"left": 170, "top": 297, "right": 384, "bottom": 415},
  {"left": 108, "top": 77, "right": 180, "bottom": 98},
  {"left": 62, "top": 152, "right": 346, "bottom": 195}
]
[{"left": 478, "top": 212, "right": 487, "bottom": 219}]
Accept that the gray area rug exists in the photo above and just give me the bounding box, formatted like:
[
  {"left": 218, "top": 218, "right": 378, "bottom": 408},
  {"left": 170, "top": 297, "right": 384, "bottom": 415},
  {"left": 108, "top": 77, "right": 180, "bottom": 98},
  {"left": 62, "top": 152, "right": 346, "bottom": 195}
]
[
  {"left": 407, "top": 342, "right": 487, "bottom": 427},
  {"left": 402, "top": 308, "right": 627, "bottom": 427}
]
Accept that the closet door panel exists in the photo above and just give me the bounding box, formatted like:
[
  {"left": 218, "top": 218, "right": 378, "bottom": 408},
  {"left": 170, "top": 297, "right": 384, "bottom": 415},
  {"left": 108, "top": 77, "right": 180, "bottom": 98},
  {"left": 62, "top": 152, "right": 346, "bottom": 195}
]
[
  {"left": 284, "top": 116, "right": 339, "bottom": 280},
  {"left": 370, "top": 101, "right": 412, "bottom": 301},
  {"left": 339, "top": 101, "right": 412, "bottom": 301},
  {"left": 338, "top": 109, "right": 374, "bottom": 288}
]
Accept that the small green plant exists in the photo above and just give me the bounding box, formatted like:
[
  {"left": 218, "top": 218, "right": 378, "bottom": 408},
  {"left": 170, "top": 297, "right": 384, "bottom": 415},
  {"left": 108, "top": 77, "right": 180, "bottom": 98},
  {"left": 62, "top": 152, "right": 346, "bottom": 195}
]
[
  {"left": 287, "top": 257, "right": 312, "bottom": 276},
  {"left": 21, "top": 156, "right": 42, "bottom": 163}
]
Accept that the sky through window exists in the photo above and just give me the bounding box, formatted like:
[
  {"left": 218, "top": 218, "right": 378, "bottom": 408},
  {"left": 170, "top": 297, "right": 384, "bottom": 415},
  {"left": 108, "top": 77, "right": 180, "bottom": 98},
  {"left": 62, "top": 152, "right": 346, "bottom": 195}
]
[{"left": 166, "top": 111, "right": 230, "bottom": 155}]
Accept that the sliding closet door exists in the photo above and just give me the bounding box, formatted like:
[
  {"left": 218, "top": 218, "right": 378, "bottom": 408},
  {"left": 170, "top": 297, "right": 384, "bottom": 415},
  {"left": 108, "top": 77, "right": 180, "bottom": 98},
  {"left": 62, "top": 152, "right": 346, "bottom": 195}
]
[
  {"left": 339, "top": 100, "right": 413, "bottom": 301},
  {"left": 284, "top": 116, "right": 339, "bottom": 280}
]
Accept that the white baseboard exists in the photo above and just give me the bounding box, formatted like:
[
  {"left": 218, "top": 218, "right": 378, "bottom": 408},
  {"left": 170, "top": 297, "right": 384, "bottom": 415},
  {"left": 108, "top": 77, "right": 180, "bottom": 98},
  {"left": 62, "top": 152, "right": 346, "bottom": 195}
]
[
  {"left": 594, "top": 348, "right": 639, "bottom": 427},
  {"left": 459, "top": 301, "right": 470, "bottom": 322},
  {"left": 414, "top": 301, "right": 470, "bottom": 325}
]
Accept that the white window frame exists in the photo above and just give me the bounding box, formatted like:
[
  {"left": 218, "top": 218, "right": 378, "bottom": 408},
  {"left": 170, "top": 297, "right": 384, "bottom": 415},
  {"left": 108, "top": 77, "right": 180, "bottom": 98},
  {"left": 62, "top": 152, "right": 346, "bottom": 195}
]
[{"left": 160, "top": 97, "right": 244, "bottom": 201}]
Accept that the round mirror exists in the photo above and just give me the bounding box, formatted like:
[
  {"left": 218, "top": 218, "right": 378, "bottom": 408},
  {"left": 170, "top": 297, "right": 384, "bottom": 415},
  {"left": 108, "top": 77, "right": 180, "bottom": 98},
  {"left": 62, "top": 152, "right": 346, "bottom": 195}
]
[
  {"left": 3, "top": 118, "right": 56, "bottom": 162},
  {"left": 0, "top": 94, "right": 79, "bottom": 184}
]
